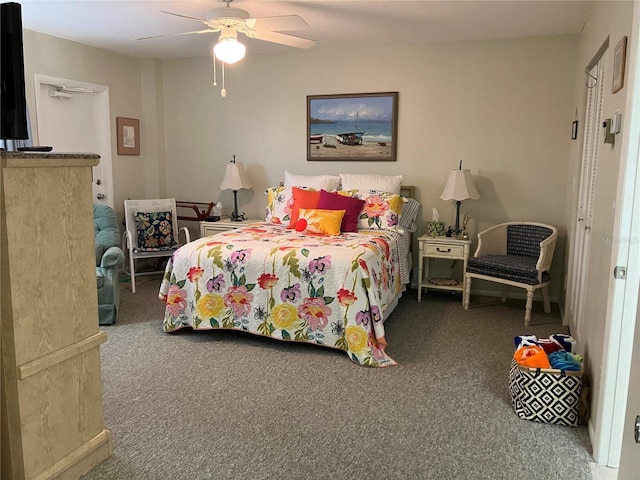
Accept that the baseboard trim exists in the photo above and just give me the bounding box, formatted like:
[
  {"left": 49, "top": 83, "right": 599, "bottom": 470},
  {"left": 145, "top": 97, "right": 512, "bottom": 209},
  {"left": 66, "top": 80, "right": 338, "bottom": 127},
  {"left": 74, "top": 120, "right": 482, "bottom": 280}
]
[
  {"left": 410, "top": 281, "right": 560, "bottom": 305},
  {"left": 468, "top": 287, "right": 560, "bottom": 305}
]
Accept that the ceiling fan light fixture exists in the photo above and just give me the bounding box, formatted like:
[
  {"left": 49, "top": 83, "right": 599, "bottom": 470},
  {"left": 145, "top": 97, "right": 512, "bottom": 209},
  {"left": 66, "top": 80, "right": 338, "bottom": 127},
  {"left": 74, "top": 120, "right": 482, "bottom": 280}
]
[{"left": 214, "top": 27, "right": 246, "bottom": 64}]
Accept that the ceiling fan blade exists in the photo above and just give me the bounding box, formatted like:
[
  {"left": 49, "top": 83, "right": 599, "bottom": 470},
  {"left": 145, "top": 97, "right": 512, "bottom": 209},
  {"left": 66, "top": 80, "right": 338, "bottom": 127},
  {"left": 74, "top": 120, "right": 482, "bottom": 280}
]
[
  {"left": 251, "top": 30, "right": 315, "bottom": 49},
  {"left": 159, "top": 10, "right": 212, "bottom": 27},
  {"left": 136, "top": 29, "right": 215, "bottom": 41},
  {"left": 247, "top": 15, "right": 310, "bottom": 32}
]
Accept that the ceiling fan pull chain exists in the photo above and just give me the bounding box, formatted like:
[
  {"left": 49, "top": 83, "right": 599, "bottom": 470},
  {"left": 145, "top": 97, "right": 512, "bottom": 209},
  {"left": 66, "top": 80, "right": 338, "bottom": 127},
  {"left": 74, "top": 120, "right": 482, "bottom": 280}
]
[
  {"left": 213, "top": 56, "right": 217, "bottom": 87},
  {"left": 221, "top": 62, "right": 227, "bottom": 97}
]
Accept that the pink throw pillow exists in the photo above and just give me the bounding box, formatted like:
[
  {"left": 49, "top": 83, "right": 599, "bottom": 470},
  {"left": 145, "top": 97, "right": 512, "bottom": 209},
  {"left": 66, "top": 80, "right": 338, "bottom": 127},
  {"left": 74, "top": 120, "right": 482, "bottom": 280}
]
[{"left": 317, "top": 189, "right": 365, "bottom": 233}]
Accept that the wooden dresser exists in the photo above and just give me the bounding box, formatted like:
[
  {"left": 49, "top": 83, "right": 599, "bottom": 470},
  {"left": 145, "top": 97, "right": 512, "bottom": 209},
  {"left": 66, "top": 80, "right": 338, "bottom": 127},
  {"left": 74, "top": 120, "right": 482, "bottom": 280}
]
[{"left": 1, "top": 152, "right": 112, "bottom": 479}]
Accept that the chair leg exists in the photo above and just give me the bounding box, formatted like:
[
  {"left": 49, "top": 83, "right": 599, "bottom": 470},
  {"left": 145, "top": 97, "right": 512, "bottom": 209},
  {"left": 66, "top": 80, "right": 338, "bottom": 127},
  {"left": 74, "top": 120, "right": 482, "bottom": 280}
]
[
  {"left": 501, "top": 285, "right": 508, "bottom": 303},
  {"left": 463, "top": 275, "right": 471, "bottom": 309},
  {"left": 541, "top": 286, "right": 551, "bottom": 313},
  {"left": 129, "top": 254, "right": 136, "bottom": 293},
  {"left": 524, "top": 289, "right": 534, "bottom": 326}
]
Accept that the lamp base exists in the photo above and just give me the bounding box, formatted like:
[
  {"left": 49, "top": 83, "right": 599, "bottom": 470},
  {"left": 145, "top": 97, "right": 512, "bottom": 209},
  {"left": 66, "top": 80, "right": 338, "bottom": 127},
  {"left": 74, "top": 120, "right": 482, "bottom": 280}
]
[{"left": 230, "top": 190, "right": 246, "bottom": 221}]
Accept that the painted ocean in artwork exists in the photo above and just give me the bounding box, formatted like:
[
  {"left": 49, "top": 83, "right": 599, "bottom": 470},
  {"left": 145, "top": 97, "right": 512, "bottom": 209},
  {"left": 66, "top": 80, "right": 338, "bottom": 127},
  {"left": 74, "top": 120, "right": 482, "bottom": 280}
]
[
  {"left": 310, "top": 120, "right": 392, "bottom": 143},
  {"left": 309, "top": 94, "right": 395, "bottom": 144}
]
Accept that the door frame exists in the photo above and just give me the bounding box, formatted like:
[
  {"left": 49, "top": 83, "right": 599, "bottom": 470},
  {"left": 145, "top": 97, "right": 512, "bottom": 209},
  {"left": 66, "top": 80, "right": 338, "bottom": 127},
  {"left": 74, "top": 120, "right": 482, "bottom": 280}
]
[
  {"left": 593, "top": 5, "right": 640, "bottom": 467},
  {"left": 33, "top": 74, "right": 114, "bottom": 207}
]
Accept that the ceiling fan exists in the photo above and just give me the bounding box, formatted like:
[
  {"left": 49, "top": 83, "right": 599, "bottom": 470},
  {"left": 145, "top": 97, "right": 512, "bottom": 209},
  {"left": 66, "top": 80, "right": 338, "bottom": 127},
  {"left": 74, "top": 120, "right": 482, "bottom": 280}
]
[{"left": 137, "top": 0, "right": 315, "bottom": 63}]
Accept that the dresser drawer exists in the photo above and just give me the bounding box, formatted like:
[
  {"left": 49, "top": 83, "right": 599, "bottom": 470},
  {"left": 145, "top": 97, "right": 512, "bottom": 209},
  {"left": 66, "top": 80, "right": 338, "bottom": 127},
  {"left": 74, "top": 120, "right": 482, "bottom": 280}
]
[{"left": 424, "top": 244, "right": 464, "bottom": 257}]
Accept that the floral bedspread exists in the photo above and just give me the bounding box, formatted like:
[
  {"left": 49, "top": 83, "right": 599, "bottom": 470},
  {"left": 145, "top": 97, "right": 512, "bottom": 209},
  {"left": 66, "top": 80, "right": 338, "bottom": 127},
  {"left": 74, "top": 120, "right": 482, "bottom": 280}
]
[{"left": 159, "top": 223, "right": 403, "bottom": 367}]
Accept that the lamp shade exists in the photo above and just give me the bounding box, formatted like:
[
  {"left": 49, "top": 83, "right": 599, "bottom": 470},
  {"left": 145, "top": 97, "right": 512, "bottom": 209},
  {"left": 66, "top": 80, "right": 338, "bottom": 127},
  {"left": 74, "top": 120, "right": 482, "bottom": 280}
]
[
  {"left": 219, "top": 162, "right": 252, "bottom": 191},
  {"left": 439, "top": 169, "right": 480, "bottom": 201},
  {"left": 213, "top": 27, "right": 246, "bottom": 64}
]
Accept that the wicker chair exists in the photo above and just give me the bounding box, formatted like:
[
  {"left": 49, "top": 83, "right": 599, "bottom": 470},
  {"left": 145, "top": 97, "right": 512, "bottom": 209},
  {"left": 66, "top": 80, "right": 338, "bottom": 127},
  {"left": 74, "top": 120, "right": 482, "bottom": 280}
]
[{"left": 463, "top": 222, "right": 557, "bottom": 326}]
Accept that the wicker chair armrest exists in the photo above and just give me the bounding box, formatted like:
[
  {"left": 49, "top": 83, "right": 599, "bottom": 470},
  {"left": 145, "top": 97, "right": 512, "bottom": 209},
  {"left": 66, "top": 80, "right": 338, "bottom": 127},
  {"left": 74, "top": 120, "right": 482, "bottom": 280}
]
[
  {"left": 474, "top": 224, "right": 509, "bottom": 257},
  {"left": 536, "top": 230, "right": 558, "bottom": 275}
]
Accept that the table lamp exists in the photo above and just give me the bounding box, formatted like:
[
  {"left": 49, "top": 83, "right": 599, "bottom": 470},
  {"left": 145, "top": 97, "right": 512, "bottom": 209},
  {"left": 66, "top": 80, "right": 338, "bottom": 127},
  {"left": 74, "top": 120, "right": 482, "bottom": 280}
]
[
  {"left": 219, "top": 154, "right": 252, "bottom": 221},
  {"left": 439, "top": 160, "right": 480, "bottom": 234}
]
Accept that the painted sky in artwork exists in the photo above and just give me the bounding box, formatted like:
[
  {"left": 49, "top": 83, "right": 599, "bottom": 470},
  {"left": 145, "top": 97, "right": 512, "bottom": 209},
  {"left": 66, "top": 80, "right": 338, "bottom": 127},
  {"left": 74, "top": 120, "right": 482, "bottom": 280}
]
[{"left": 310, "top": 95, "right": 394, "bottom": 122}]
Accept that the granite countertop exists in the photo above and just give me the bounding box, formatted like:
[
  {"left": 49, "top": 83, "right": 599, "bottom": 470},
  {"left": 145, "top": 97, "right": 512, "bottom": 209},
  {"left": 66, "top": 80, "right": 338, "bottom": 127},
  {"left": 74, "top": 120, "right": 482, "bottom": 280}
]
[{"left": 0, "top": 151, "right": 100, "bottom": 159}]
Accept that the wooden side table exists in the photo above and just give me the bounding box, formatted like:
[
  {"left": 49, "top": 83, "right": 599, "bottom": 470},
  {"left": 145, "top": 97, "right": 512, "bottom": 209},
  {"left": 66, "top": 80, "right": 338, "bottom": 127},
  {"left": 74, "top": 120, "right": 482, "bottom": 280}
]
[
  {"left": 200, "top": 218, "right": 261, "bottom": 237},
  {"left": 417, "top": 235, "right": 472, "bottom": 303}
]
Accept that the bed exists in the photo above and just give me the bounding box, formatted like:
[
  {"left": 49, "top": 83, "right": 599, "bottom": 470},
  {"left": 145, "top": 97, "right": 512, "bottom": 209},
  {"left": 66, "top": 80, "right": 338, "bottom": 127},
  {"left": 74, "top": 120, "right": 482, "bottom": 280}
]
[{"left": 158, "top": 173, "right": 420, "bottom": 367}]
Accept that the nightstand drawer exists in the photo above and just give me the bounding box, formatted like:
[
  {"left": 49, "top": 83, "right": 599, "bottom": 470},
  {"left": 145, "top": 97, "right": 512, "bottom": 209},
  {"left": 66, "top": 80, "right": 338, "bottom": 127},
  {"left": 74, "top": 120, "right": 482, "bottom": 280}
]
[
  {"left": 200, "top": 219, "right": 261, "bottom": 237},
  {"left": 424, "top": 244, "right": 464, "bottom": 257}
]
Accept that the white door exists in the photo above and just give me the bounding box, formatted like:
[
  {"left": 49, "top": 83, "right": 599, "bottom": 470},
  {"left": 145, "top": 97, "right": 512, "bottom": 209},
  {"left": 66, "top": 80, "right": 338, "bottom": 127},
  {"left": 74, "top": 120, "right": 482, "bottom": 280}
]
[
  {"left": 33, "top": 74, "right": 114, "bottom": 207},
  {"left": 569, "top": 62, "right": 605, "bottom": 335}
]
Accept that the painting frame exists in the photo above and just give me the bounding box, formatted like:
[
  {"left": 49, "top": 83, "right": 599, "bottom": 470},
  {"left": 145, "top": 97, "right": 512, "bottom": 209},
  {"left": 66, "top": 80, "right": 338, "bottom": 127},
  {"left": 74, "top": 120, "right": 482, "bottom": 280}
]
[
  {"left": 116, "top": 117, "right": 140, "bottom": 155},
  {"left": 611, "top": 36, "right": 627, "bottom": 94},
  {"left": 307, "top": 92, "right": 398, "bottom": 162}
]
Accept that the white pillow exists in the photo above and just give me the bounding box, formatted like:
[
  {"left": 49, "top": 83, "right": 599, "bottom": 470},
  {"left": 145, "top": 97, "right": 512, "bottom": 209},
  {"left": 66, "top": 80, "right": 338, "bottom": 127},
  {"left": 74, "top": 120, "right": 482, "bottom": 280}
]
[
  {"left": 339, "top": 173, "right": 403, "bottom": 195},
  {"left": 284, "top": 171, "right": 341, "bottom": 191}
]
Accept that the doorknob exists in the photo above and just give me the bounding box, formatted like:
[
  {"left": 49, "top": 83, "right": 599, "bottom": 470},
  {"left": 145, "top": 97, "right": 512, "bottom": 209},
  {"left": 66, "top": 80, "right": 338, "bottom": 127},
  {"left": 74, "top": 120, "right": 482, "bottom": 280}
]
[
  {"left": 635, "top": 415, "right": 640, "bottom": 443},
  {"left": 96, "top": 179, "right": 102, "bottom": 185},
  {"left": 96, "top": 193, "right": 105, "bottom": 200}
]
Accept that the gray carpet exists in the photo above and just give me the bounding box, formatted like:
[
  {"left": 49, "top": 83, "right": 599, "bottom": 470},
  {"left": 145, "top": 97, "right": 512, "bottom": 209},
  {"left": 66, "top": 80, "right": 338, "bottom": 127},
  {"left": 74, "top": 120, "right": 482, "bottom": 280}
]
[{"left": 84, "top": 276, "right": 593, "bottom": 480}]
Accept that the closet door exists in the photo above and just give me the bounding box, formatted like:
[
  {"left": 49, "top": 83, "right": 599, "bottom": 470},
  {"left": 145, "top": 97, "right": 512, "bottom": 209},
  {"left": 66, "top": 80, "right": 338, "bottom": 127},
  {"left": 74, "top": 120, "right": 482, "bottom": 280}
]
[{"left": 569, "top": 62, "right": 604, "bottom": 334}]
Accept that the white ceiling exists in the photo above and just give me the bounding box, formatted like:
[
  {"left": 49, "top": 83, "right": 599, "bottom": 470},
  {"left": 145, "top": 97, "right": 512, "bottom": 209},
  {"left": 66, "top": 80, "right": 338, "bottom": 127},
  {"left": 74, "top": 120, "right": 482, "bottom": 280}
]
[{"left": 17, "top": 0, "right": 594, "bottom": 60}]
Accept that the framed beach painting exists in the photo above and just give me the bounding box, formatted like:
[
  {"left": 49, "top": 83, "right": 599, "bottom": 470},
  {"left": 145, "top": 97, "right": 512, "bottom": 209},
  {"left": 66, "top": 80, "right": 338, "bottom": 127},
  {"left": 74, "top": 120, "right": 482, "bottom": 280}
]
[{"left": 307, "top": 92, "right": 398, "bottom": 161}]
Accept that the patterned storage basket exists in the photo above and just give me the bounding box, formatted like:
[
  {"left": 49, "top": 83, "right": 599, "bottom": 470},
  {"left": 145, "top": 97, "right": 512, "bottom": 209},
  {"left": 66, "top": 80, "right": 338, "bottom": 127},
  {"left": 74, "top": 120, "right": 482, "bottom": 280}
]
[{"left": 508, "top": 359, "right": 583, "bottom": 426}]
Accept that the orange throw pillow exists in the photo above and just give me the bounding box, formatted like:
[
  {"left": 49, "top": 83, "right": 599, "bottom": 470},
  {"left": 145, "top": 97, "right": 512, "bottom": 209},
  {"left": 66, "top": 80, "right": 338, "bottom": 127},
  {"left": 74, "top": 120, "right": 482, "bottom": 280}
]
[
  {"left": 287, "top": 187, "right": 321, "bottom": 229},
  {"left": 296, "top": 208, "right": 346, "bottom": 236}
]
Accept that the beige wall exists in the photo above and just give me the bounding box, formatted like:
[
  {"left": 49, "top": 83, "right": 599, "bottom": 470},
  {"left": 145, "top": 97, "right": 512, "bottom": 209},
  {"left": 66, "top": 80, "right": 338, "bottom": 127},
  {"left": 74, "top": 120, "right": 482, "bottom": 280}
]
[
  {"left": 563, "top": 0, "right": 636, "bottom": 463},
  {"left": 161, "top": 35, "right": 579, "bottom": 300},
  {"left": 21, "top": 30, "right": 160, "bottom": 211}
]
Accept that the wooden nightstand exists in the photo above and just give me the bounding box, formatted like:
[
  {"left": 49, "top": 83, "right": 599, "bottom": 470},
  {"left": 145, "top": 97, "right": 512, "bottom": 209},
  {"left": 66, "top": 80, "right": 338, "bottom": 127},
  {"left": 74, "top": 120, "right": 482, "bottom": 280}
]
[
  {"left": 199, "top": 218, "right": 261, "bottom": 237},
  {"left": 417, "top": 235, "right": 472, "bottom": 303}
]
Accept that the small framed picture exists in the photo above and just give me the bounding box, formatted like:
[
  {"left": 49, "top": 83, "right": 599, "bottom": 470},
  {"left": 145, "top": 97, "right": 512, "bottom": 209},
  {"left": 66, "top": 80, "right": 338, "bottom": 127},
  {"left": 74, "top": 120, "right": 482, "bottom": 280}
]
[
  {"left": 116, "top": 117, "right": 140, "bottom": 155},
  {"left": 612, "top": 36, "right": 627, "bottom": 94},
  {"left": 571, "top": 120, "right": 578, "bottom": 140}
]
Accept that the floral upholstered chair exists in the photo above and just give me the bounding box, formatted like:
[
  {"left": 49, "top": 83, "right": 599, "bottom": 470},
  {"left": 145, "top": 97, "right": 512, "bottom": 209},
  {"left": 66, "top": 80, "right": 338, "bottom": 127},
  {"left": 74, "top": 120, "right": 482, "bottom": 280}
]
[
  {"left": 463, "top": 222, "right": 557, "bottom": 326},
  {"left": 94, "top": 204, "right": 125, "bottom": 325}
]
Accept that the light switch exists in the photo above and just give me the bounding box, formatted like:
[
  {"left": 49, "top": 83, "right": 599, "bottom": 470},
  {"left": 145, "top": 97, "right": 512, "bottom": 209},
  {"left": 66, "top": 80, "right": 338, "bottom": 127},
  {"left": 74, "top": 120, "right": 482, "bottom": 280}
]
[{"left": 611, "top": 111, "right": 622, "bottom": 134}]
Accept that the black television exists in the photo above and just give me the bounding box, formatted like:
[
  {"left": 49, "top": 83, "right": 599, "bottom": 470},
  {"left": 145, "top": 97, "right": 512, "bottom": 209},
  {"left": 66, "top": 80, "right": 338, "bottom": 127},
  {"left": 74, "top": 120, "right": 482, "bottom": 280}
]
[{"left": 1, "top": 2, "right": 28, "bottom": 140}]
